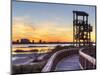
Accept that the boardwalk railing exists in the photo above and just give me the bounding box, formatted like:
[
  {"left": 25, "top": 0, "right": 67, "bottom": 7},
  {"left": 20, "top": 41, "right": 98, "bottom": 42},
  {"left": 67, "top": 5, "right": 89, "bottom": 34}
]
[
  {"left": 42, "top": 48, "right": 79, "bottom": 72},
  {"left": 79, "top": 48, "right": 96, "bottom": 70}
]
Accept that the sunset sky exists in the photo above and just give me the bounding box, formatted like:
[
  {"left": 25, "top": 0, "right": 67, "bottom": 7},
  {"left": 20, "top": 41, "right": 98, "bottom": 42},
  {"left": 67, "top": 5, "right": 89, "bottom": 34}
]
[{"left": 12, "top": 1, "right": 96, "bottom": 42}]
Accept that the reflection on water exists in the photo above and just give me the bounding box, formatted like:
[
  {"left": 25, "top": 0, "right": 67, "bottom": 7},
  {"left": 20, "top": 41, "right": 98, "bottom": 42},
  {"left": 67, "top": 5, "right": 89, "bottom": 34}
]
[
  {"left": 12, "top": 44, "right": 70, "bottom": 54},
  {"left": 12, "top": 44, "right": 70, "bottom": 65},
  {"left": 12, "top": 46, "right": 54, "bottom": 54}
]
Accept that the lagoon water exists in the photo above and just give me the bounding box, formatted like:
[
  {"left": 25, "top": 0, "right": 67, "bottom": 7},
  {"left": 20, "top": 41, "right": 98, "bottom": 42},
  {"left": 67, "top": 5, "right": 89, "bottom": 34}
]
[
  {"left": 12, "top": 44, "right": 71, "bottom": 54},
  {"left": 12, "top": 44, "right": 71, "bottom": 65}
]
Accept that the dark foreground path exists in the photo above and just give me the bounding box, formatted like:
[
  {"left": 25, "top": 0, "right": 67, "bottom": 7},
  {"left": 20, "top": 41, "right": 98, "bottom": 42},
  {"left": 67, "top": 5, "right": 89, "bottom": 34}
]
[{"left": 55, "top": 55, "right": 81, "bottom": 71}]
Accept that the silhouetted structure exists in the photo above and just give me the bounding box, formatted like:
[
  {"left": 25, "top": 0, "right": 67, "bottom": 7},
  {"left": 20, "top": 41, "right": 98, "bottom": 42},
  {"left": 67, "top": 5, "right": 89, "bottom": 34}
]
[
  {"left": 12, "top": 39, "right": 75, "bottom": 44},
  {"left": 20, "top": 38, "right": 31, "bottom": 44},
  {"left": 12, "top": 40, "right": 20, "bottom": 44},
  {"left": 32, "top": 40, "right": 34, "bottom": 44},
  {"left": 39, "top": 40, "right": 42, "bottom": 43},
  {"left": 73, "top": 11, "right": 93, "bottom": 47}
]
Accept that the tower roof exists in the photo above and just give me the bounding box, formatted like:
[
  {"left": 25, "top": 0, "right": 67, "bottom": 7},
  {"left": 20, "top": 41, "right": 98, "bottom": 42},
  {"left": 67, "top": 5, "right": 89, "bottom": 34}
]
[{"left": 73, "top": 11, "right": 88, "bottom": 16}]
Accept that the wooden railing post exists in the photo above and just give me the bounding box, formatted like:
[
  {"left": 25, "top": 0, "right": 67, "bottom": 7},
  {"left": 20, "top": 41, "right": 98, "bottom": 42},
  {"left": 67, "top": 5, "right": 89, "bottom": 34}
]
[{"left": 79, "top": 48, "right": 96, "bottom": 70}]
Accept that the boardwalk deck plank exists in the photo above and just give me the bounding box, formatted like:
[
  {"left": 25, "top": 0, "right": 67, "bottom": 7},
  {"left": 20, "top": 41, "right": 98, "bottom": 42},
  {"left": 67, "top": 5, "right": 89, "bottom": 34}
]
[{"left": 55, "top": 55, "right": 81, "bottom": 71}]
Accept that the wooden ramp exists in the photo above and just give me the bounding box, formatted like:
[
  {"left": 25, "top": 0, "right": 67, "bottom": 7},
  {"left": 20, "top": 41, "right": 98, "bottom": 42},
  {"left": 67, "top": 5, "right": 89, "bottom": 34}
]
[{"left": 55, "top": 55, "right": 81, "bottom": 71}]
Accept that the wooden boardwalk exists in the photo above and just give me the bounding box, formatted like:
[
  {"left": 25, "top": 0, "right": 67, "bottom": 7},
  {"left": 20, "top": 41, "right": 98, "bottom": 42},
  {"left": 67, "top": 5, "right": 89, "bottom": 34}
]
[{"left": 55, "top": 55, "right": 81, "bottom": 71}]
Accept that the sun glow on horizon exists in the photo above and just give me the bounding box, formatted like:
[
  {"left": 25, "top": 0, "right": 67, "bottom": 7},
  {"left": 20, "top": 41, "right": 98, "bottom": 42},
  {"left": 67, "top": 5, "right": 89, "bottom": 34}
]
[
  {"left": 12, "top": 17, "right": 74, "bottom": 42},
  {"left": 12, "top": 2, "right": 96, "bottom": 43},
  {"left": 12, "top": 16, "right": 95, "bottom": 42}
]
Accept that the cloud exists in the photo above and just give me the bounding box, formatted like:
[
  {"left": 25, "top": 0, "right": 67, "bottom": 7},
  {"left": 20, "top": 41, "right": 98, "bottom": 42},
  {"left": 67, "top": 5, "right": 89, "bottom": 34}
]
[
  {"left": 12, "top": 16, "right": 95, "bottom": 42},
  {"left": 12, "top": 16, "right": 73, "bottom": 42},
  {"left": 12, "top": 16, "right": 37, "bottom": 40}
]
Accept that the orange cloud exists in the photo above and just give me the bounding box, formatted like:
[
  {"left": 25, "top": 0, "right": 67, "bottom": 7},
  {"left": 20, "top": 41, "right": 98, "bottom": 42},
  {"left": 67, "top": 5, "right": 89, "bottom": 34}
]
[{"left": 12, "top": 17, "right": 95, "bottom": 42}]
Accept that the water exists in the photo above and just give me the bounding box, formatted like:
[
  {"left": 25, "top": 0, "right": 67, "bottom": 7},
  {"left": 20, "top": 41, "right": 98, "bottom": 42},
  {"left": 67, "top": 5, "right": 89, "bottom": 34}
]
[
  {"left": 12, "top": 44, "right": 71, "bottom": 54},
  {"left": 12, "top": 44, "right": 71, "bottom": 65},
  {"left": 12, "top": 44, "right": 70, "bottom": 49}
]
